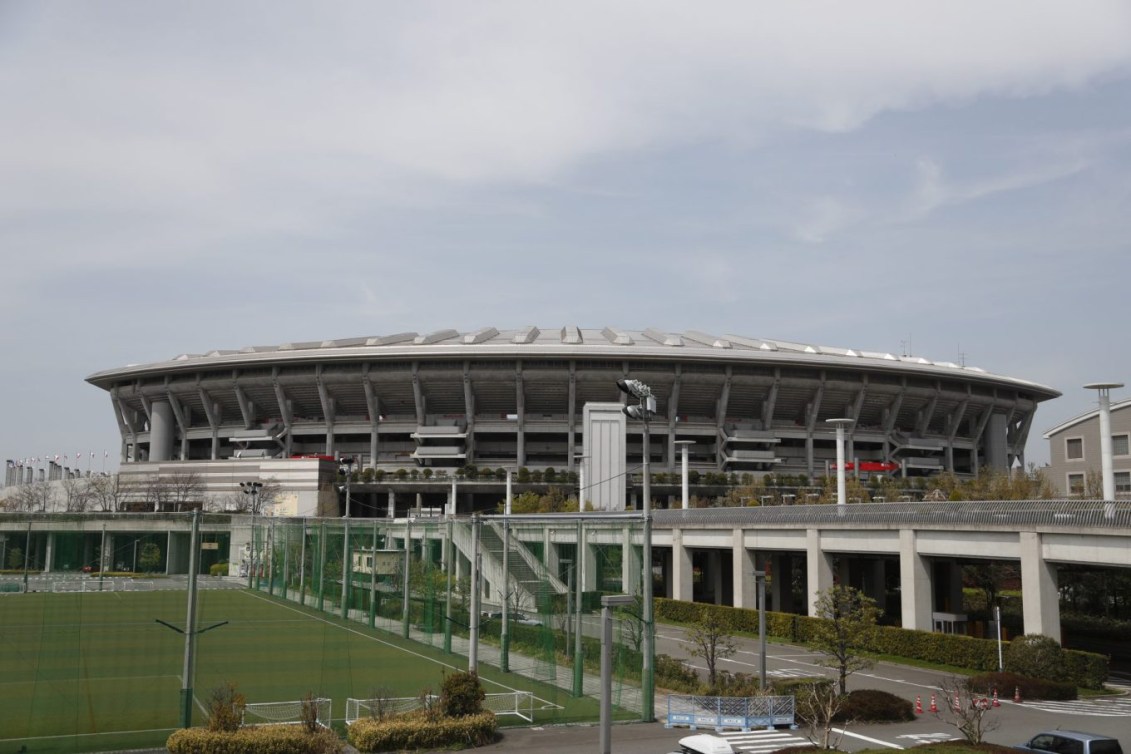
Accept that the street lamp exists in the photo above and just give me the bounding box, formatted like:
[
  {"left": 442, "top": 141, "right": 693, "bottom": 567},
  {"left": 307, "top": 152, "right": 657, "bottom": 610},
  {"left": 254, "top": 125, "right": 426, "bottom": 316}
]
[
  {"left": 339, "top": 456, "right": 355, "bottom": 518},
  {"left": 826, "top": 419, "right": 853, "bottom": 506},
  {"left": 240, "top": 481, "right": 263, "bottom": 588},
  {"left": 1084, "top": 383, "right": 1124, "bottom": 501},
  {"left": 616, "top": 378, "right": 655, "bottom": 722},
  {"left": 753, "top": 570, "right": 767, "bottom": 689},
  {"left": 600, "top": 593, "right": 636, "bottom": 754}
]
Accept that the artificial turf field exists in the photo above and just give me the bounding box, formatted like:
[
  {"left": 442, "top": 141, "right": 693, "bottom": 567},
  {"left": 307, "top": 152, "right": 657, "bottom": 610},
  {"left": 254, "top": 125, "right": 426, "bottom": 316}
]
[{"left": 0, "top": 587, "right": 604, "bottom": 753}]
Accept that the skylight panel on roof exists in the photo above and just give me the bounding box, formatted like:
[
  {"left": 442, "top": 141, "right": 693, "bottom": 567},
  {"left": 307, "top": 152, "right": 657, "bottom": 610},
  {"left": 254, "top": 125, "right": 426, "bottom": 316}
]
[{"left": 601, "top": 327, "right": 634, "bottom": 345}]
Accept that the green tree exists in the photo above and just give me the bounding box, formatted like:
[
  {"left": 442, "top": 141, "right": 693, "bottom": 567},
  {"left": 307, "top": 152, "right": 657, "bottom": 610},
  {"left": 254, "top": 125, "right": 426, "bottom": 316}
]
[
  {"left": 810, "top": 584, "right": 881, "bottom": 693},
  {"left": 7, "top": 546, "right": 23, "bottom": 570},
  {"left": 138, "top": 542, "right": 162, "bottom": 573},
  {"left": 439, "top": 670, "right": 485, "bottom": 717},
  {"left": 686, "top": 607, "right": 737, "bottom": 688}
]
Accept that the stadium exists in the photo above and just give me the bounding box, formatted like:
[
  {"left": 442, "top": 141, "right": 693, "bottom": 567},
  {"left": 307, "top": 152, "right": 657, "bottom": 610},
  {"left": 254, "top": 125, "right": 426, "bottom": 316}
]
[{"left": 83, "top": 325, "right": 1060, "bottom": 516}]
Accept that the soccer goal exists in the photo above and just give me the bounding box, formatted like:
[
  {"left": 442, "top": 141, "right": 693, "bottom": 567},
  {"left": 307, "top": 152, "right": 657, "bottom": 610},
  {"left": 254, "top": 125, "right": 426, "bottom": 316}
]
[
  {"left": 242, "top": 698, "right": 332, "bottom": 729},
  {"left": 53, "top": 579, "right": 115, "bottom": 593},
  {"left": 345, "top": 695, "right": 438, "bottom": 725},
  {"left": 483, "top": 691, "right": 535, "bottom": 722}
]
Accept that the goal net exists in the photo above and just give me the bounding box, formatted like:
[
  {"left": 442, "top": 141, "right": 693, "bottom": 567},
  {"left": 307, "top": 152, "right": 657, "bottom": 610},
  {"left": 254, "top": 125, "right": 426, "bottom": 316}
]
[
  {"left": 242, "top": 698, "right": 332, "bottom": 728},
  {"left": 53, "top": 579, "right": 115, "bottom": 593}
]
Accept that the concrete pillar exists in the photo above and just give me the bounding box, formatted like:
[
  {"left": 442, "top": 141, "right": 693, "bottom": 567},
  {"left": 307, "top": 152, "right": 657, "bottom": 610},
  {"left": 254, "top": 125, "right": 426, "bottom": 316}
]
[
  {"left": 710, "top": 550, "right": 724, "bottom": 605},
  {"left": 621, "top": 526, "right": 640, "bottom": 595},
  {"left": 806, "top": 529, "right": 833, "bottom": 617},
  {"left": 544, "top": 528, "right": 561, "bottom": 576},
  {"left": 672, "top": 529, "right": 693, "bottom": 602},
  {"left": 732, "top": 529, "right": 756, "bottom": 609},
  {"left": 149, "top": 401, "right": 175, "bottom": 462},
  {"left": 898, "top": 530, "right": 933, "bottom": 631},
  {"left": 580, "top": 527, "right": 598, "bottom": 591},
  {"left": 387, "top": 491, "right": 395, "bottom": 519},
  {"left": 1019, "top": 531, "right": 1061, "bottom": 641},
  {"left": 44, "top": 532, "right": 55, "bottom": 573},
  {"left": 662, "top": 548, "right": 674, "bottom": 599}
]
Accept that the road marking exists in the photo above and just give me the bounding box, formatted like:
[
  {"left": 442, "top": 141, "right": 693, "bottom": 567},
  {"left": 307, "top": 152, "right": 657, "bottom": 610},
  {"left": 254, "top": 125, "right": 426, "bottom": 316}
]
[
  {"left": 1008, "top": 697, "right": 1131, "bottom": 717},
  {"left": 835, "top": 728, "right": 904, "bottom": 749},
  {"left": 717, "top": 729, "right": 810, "bottom": 753}
]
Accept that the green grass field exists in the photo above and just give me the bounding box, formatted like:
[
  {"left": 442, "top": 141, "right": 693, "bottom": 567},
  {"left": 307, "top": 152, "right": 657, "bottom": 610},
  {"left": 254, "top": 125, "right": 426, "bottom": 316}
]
[{"left": 0, "top": 588, "right": 603, "bottom": 753}]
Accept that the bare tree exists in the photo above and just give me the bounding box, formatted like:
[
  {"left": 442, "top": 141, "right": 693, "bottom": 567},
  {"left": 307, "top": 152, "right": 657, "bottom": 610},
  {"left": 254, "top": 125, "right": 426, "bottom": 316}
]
[
  {"left": 223, "top": 477, "right": 283, "bottom": 514},
  {"left": 795, "top": 680, "right": 849, "bottom": 750},
  {"left": 166, "top": 471, "right": 204, "bottom": 511},
  {"left": 88, "top": 474, "right": 124, "bottom": 512},
  {"left": 617, "top": 595, "right": 645, "bottom": 653},
  {"left": 931, "top": 677, "right": 1000, "bottom": 744},
  {"left": 8, "top": 481, "right": 56, "bottom": 512},
  {"left": 62, "top": 476, "right": 92, "bottom": 512},
  {"left": 686, "top": 607, "right": 737, "bottom": 687}
]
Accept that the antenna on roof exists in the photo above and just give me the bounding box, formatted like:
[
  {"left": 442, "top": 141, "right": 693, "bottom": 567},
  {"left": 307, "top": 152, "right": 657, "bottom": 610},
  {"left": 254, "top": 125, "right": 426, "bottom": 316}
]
[{"left": 900, "top": 335, "right": 912, "bottom": 358}]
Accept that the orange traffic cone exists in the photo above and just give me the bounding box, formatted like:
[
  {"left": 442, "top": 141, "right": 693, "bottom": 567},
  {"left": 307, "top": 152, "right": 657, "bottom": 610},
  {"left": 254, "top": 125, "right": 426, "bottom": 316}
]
[
  {"left": 1013, "top": 686, "right": 1022, "bottom": 704},
  {"left": 929, "top": 694, "right": 938, "bottom": 712},
  {"left": 992, "top": 688, "right": 1000, "bottom": 707},
  {"left": 954, "top": 691, "right": 961, "bottom": 711},
  {"left": 915, "top": 695, "right": 923, "bottom": 714}
]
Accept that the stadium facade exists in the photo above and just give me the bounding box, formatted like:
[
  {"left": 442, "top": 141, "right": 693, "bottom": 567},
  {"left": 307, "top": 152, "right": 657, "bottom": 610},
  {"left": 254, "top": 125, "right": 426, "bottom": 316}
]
[{"left": 81, "top": 327, "right": 1059, "bottom": 515}]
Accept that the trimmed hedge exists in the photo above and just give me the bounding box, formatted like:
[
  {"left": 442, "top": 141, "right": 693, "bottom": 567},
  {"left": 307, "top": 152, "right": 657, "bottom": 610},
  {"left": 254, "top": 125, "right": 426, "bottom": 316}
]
[
  {"left": 166, "top": 725, "right": 344, "bottom": 754},
  {"left": 654, "top": 598, "right": 1109, "bottom": 689},
  {"left": 348, "top": 711, "right": 497, "bottom": 752},
  {"left": 834, "top": 689, "right": 915, "bottom": 722},
  {"left": 966, "top": 671, "right": 1076, "bottom": 701}
]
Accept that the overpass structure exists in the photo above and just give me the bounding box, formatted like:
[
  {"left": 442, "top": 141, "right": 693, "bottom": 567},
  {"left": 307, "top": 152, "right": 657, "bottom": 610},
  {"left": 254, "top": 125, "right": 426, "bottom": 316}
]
[{"left": 3, "top": 501, "right": 1129, "bottom": 643}]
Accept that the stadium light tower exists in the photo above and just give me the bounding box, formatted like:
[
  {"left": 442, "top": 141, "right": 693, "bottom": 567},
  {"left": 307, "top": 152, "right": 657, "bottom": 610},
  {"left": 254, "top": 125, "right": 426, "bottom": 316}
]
[
  {"left": 339, "top": 456, "right": 355, "bottom": 518},
  {"left": 826, "top": 418, "right": 853, "bottom": 506},
  {"left": 615, "top": 378, "right": 655, "bottom": 721},
  {"left": 240, "top": 481, "right": 263, "bottom": 589}
]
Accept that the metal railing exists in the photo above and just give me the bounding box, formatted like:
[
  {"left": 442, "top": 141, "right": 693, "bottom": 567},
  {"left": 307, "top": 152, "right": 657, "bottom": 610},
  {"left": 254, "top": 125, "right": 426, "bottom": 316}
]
[
  {"left": 653, "top": 499, "right": 1131, "bottom": 529},
  {"left": 665, "top": 694, "right": 795, "bottom": 731}
]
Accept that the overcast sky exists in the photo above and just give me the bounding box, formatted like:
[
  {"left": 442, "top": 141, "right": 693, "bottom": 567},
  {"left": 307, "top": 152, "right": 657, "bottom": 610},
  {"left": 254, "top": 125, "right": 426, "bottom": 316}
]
[{"left": 3, "top": 1, "right": 1130, "bottom": 476}]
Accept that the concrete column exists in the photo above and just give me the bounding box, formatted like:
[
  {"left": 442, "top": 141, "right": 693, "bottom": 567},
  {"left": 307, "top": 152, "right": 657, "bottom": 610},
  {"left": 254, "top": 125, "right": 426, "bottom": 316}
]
[
  {"left": 544, "top": 528, "right": 561, "bottom": 575},
  {"left": 672, "top": 529, "right": 693, "bottom": 602},
  {"left": 732, "top": 529, "right": 756, "bottom": 609},
  {"left": 149, "top": 401, "right": 175, "bottom": 462},
  {"left": 806, "top": 529, "right": 834, "bottom": 616},
  {"left": 898, "top": 530, "right": 933, "bottom": 631},
  {"left": 1019, "top": 531, "right": 1061, "bottom": 641},
  {"left": 44, "top": 532, "right": 55, "bottom": 573},
  {"left": 387, "top": 491, "right": 395, "bottom": 519},
  {"left": 580, "top": 527, "right": 598, "bottom": 591},
  {"left": 770, "top": 554, "right": 788, "bottom": 613},
  {"left": 621, "top": 526, "right": 640, "bottom": 595}
]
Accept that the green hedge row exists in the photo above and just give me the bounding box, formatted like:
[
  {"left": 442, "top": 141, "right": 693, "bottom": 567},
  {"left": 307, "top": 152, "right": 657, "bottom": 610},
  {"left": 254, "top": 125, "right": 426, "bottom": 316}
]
[
  {"left": 653, "top": 598, "right": 1109, "bottom": 689},
  {"left": 347, "top": 711, "right": 497, "bottom": 752},
  {"left": 166, "top": 725, "right": 343, "bottom": 754}
]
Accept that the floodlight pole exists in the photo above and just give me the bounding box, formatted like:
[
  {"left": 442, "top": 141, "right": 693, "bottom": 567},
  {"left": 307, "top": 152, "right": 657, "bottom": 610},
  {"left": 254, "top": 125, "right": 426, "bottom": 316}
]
[
  {"left": 600, "top": 594, "right": 636, "bottom": 754},
  {"left": 675, "top": 440, "right": 694, "bottom": 509},
  {"left": 501, "top": 473, "right": 512, "bottom": 671},
  {"left": 754, "top": 570, "right": 767, "bottom": 689},
  {"left": 572, "top": 518, "right": 584, "bottom": 696},
  {"left": 826, "top": 419, "right": 853, "bottom": 506},
  {"left": 179, "top": 510, "right": 201, "bottom": 728},
  {"left": 240, "top": 481, "right": 262, "bottom": 589},
  {"left": 617, "top": 378, "right": 655, "bottom": 722}
]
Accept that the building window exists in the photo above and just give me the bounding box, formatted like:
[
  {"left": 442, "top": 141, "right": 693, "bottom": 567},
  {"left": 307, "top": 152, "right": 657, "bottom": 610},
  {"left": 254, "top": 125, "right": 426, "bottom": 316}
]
[
  {"left": 1067, "top": 473, "right": 1085, "bottom": 495},
  {"left": 1066, "top": 437, "right": 1084, "bottom": 461},
  {"left": 1116, "top": 471, "right": 1130, "bottom": 495},
  {"left": 1113, "top": 434, "right": 1129, "bottom": 457}
]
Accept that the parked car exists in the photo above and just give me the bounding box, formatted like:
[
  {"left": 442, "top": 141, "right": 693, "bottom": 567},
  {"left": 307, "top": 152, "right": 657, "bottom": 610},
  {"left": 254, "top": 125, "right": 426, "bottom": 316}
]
[
  {"left": 480, "top": 611, "right": 542, "bottom": 626},
  {"left": 667, "top": 733, "right": 735, "bottom": 754},
  {"left": 1017, "top": 730, "right": 1123, "bottom": 754}
]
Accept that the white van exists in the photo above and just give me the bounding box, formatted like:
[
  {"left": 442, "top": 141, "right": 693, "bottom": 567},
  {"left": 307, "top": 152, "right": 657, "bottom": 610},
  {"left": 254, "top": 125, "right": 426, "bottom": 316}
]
[{"left": 668, "top": 733, "right": 736, "bottom": 754}]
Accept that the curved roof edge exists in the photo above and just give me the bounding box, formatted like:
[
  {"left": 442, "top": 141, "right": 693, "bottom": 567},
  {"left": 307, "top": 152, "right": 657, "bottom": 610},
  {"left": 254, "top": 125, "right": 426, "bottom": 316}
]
[{"left": 85, "top": 326, "right": 1061, "bottom": 399}]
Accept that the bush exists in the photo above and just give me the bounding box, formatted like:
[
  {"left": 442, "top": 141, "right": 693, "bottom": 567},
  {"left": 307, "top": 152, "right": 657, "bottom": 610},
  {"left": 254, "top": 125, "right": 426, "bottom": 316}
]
[
  {"left": 439, "top": 671, "right": 485, "bottom": 717},
  {"left": 834, "top": 689, "right": 914, "bottom": 722},
  {"left": 966, "top": 671, "right": 1076, "bottom": 701},
  {"left": 1005, "top": 634, "right": 1071, "bottom": 682},
  {"left": 348, "top": 710, "right": 497, "bottom": 752},
  {"left": 655, "top": 653, "right": 699, "bottom": 692},
  {"left": 206, "top": 682, "right": 245, "bottom": 732},
  {"left": 209, "top": 562, "right": 229, "bottom": 577},
  {"left": 167, "top": 725, "right": 343, "bottom": 754}
]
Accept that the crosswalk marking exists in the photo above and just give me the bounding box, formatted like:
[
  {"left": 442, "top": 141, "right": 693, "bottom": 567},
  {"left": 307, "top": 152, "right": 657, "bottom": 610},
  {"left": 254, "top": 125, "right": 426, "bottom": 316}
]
[
  {"left": 718, "top": 728, "right": 809, "bottom": 754},
  {"left": 1010, "top": 696, "right": 1131, "bottom": 718}
]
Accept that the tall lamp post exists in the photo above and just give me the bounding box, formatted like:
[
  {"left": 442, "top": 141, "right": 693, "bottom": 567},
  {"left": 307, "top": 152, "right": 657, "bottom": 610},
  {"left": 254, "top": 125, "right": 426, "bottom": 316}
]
[
  {"left": 1084, "top": 383, "right": 1124, "bottom": 501},
  {"left": 240, "top": 481, "right": 262, "bottom": 589},
  {"left": 675, "top": 440, "right": 694, "bottom": 509},
  {"left": 600, "top": 593, "right": 636, "bottom": 754},
  {"left": 826, "top": 418, "right": 853, "bottom": 506},
  {"left": 753, "top": 570, "right": 767, "bottom": 689},
  {"left": 616, "top": 378, "right": 655, "bottom": 722}
]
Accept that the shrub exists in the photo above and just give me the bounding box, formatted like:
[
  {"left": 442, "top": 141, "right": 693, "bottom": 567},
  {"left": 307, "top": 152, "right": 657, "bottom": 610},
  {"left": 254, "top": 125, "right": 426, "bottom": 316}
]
[
  {"left": 966, "top": 671, "right": 1076, "bottom": 701},
  {"left": 167, "top": 725, "right": 343, "bottom": 754},
  {"left": 834, "top": 689, "right": 914, "bottom": 722},
  {"left": 209, "top": 562, "right": 228, "bottom": 577},
  {"left": 1005, "top": 634, "right": 1071, "bottom": 682},
  {"left": 655, "top": 653, "right": 699, "bottom": 692},
  {"left": 348, "top": 710, "right": 496, "bottom": 752},
  {"left": 439, "top": 671, "right": 485, "bottom": 717},
  {"left": 206, "top": 681, "right": 245, "bottom": 732}
]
